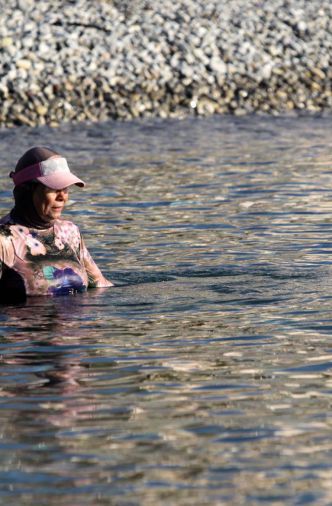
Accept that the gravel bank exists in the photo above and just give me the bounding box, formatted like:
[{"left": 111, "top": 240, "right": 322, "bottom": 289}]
[{"left": 1, "top": 0, "right": 332, "bottom": 127}]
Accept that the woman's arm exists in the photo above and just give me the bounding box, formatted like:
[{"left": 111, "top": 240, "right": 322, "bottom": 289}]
[
  {"left": 80, "top": 236, "right": 113, "bottom": 288},
  {"left": 0, "top": 229, "right": 15, "bottom": 278}
]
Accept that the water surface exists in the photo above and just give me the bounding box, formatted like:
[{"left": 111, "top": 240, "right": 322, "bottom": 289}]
[{"left": 1, "top": 115, "right": 332, "bottom": 504}]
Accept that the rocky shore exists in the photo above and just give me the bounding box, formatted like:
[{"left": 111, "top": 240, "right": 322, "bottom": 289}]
[{"left": 1, "top": 0, "right": 332, "bottom": 127}]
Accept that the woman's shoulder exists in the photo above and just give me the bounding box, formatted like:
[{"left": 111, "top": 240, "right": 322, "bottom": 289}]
[
  {"left": 0, "top": 216, "right": 30, "bottom": 239},
  {"left": 54, "top": 219, "right": 82, "bottom": 246},
  {"left": 55, "top": 219, "right": 81, "bottom": 233},
  {"left": 0, "top": 216, "right": 16, "bottom": 266}
]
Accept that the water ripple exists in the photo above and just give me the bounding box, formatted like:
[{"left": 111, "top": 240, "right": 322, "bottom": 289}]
[{"left": 1, "top": 115, "right": 332, "bottom": 504}]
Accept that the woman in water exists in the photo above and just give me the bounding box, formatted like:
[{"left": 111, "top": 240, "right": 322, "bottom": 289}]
[{"left": 0, "top": 146, "right": 113, "bottom": 302}]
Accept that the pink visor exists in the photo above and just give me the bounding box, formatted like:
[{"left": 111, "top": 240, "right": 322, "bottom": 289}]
[{"left": 10, "top": 157, "right": 85, "bottom": 189}]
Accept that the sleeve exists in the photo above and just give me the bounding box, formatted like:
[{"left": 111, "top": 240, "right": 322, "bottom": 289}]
[
  {"left": 80, "top": 234, "right": 113, "bottom": 288},
  {"left": 0, "top": 233, "right": 15, "bottom": 279}
]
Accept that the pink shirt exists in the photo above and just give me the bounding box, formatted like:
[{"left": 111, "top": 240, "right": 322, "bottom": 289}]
[{"left": 0, "top": 214, "right": 112, "bottom": 299}]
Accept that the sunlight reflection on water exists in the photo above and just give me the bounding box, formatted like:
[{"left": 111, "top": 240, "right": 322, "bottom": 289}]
[{"left": 1, "top": 115, "right": 332, "bottom": 504}]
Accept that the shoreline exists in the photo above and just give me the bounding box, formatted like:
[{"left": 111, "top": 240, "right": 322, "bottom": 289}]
[{"left": 1, "top": 0, "right": 332, "bottom": 128}]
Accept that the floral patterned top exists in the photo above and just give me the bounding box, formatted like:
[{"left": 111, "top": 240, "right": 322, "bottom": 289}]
[{"left": 0, "top": 213, "right": 112, "bottom": 300}]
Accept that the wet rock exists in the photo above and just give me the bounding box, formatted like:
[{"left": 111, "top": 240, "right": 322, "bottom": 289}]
[{"left": 0, "top": 0, "right": 332, "bottom": 127}]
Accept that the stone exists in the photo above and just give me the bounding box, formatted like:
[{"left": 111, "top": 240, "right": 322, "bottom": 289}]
[
  {"left": 36, "top": 105, "right": 48, "bottom": 116},
  {"left": 16, "top": 59, "right": 32, "bottom": 70},
  {"left": 0, "top": 0, "right": 331, "bottom": 126},
  {"left": 0, "top": 37, "right": 12, "bottom": 48}
]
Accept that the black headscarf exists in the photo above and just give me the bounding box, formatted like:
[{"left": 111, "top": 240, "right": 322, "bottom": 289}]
[{"left": 10, "top": 147, "right": 60, "bottom": 230}]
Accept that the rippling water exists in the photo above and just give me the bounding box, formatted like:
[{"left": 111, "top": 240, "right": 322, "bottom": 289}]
[{"left": 1, "top": 115, "right": 332, "bottom": 504}]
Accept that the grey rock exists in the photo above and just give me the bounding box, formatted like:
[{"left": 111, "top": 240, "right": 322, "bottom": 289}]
[{"left": 0, "top": 0, "right": 332, "bottom": 126}]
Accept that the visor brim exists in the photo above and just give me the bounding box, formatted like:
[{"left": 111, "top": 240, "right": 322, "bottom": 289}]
[{"left": 37, "top": 173, "right": 85, "bottom": 190}]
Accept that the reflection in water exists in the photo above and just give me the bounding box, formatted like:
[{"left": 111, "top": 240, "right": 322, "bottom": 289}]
[{"left": 0, "top": 116, "right": 332, "bottom": 503}]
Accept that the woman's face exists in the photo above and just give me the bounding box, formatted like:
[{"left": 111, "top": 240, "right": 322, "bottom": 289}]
[{"left": 33, "top": 184, "right": 69, "bottom": 222}]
